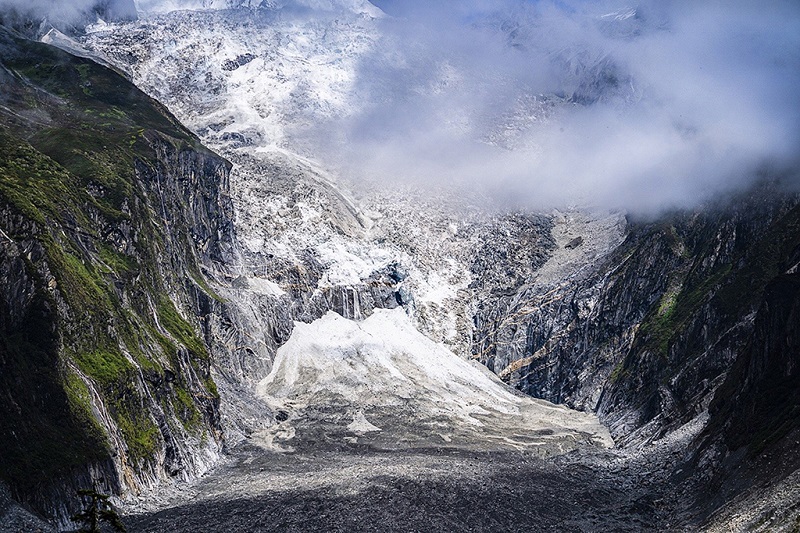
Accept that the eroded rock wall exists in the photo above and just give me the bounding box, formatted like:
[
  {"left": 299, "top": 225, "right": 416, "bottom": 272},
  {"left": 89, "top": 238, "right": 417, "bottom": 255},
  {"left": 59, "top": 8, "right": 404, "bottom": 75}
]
[
  {"left": 0, "top": 30, "right": 233, "bottom": 527},
  {"left": 481, "top": 186, "right": 800, "bottom": 449}
]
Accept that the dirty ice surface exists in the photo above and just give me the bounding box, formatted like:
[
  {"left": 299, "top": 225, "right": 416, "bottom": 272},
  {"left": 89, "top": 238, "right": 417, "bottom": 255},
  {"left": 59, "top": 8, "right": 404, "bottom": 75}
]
[{"left": 256, "top": 308, "right": 612, "bottom": 455}]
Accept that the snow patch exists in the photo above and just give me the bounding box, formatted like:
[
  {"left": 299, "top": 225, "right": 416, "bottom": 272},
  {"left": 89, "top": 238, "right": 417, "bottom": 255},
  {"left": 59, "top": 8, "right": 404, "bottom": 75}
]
[
  {"left": 245, "top": 277, "right": 286, "bottom": 297},
  {"left": 347, "top": 411, "right": 381, "bottom": 434},
  {"left": 315, "top": 241, "right": 393, "bottom": 287},
  {"left": 257, "top": 308, "right": 613, "bottom": 449},
  {"left": 258, "top": 308, "right": 521, "bottom": 414}
]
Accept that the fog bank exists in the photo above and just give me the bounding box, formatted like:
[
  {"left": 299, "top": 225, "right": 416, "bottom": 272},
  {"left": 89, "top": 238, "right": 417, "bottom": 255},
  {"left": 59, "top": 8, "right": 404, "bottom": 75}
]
[{"left": 308, "top": 0, "right": 800, "bottom": 212}]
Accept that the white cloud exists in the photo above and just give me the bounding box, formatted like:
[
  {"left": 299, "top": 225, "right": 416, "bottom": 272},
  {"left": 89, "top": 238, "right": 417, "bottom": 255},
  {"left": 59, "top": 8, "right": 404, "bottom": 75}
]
[
  {"left": 0, "top": 0, "right": 136, "bottom": 25},
  {"left": 301, "top": 0, "right": 800, "bottom": 212},
  {"left": 6, "top": 0, "right": 798, "bottom": 212}
]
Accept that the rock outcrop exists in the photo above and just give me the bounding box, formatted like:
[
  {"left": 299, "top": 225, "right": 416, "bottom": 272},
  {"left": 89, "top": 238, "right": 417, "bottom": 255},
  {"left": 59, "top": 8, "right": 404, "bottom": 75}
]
[
  {"left": 473, "top": 184, "right": 800, "bottom": 526},
  {"left": 486, "top": 186, "right": 799, "bottom": 448},
  {"left": 0, "top": 28, "right": 232, "bottom": 528}
]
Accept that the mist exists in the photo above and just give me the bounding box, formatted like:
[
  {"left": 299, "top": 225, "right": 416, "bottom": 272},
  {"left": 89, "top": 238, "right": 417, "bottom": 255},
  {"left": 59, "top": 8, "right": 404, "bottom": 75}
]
[
  {"left": 3, "top": 0, "right": 798, "bottom": 212},
  {"left": 298, "top": 0, "right": 800, "bottom": 212},
  {"left": 0, "top": 0, "right": 136, "bottom": 28}
]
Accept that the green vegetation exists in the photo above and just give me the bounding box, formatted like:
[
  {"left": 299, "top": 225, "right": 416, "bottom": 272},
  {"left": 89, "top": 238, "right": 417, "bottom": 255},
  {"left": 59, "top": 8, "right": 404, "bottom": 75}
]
[
  {"left": 73, "top": 349, "right": 135, "bottom": 387},
  {"left": 114, "top": 401, "right": 160, "bottom": 460},
  {"left": 71, "top": 488, "right": 127, "bottom": 532},
  {"left": 0, "top": 32, "right": 221, "bottom": 498},
  {"left": 0, "top": 132, "right": 83, "bottom": 225},
  {"left": 638, "top": 264, "right": 732, "bottom": 357},
  {"left": 190, "top": 269, "right": 225, "bottom": 302},
  {"left": 657, "top": 288, "right": 679, "bottom": 317},
  {"left": 98, "top": 244, "right": 139, "bottom": 275},
  {"left": 59, "top": 250, "right": 115, "bottom": 308},
  {"left": 157, "top": 297, "right": 209, "bottom": 361},
  {"left": 641, "top": 284, "right": 681, "bottom": 357},
  {"left": 204, "top": 376, "right": 219, "bottom": 398},
  {"left": 64, "top": 369, "right": 109, "bottom": 445},
  {"left": 608, "top": 360, "right": 628, "bottom": 383},
  {"left": 173, "top": 386, "right": 203, "bottom": 431}
]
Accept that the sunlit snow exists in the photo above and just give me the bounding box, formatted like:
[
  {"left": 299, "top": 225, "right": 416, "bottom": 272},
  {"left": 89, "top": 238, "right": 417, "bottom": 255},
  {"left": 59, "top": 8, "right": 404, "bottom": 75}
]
[{"left": 257, "top": 308, "right": 613, "bottom": 451}]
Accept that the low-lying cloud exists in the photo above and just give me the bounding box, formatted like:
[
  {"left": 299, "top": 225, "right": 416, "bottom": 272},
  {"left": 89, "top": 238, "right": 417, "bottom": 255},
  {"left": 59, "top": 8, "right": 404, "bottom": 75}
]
[
  {"left": 0, "top": 0, "right": 136, "bottom": 27},
  {"left": 303, "top": 0, "right": 800, "bottom": 212},
  {"left": 4, "top": 0, "right": 798, "bottom": 212}
]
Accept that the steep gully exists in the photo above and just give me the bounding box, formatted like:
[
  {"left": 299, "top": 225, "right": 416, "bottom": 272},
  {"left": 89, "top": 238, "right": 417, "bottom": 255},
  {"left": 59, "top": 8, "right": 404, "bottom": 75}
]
[{"left": 0, "top": 20, "right": 798, "bottom": 532}]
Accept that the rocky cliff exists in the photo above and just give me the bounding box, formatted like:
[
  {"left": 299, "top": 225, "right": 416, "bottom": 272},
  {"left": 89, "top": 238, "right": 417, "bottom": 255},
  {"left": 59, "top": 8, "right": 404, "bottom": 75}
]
[
  {"left": 688, "top": 221, "right": 800, "bottom": 529},
  {"left": 0, "top": 28, "right": 233, "bottom": 528},
  {"left": 486, "top": 184, "right": 799, "bottom": 448},
  {"left": 477, "top": 183, "right": 800, "bottom": 526}
]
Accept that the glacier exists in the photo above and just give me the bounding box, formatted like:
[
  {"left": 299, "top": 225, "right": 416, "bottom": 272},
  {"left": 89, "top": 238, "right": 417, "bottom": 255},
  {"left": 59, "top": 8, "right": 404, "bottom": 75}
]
[
  {"left": 256, "top": 308, "right": 612, "bottom": 453},
  {"left": 21, "top": 1, "right": 793, "bottom": 530},
  {"left": 70, "top": 0, "right": 633, "bottom": 460}
]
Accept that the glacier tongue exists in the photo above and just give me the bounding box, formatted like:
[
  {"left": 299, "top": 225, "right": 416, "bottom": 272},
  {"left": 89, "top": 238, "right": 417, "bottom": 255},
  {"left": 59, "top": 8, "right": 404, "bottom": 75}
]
[
  {"left": 256, "top": 308, "right": 612, "bottom": 454},
  {"left": 76, "top": 3, "right": 626, "bottom": 455}
]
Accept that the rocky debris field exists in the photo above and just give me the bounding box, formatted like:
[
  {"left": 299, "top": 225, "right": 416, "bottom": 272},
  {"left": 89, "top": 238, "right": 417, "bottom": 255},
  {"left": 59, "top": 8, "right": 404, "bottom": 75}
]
[
  {"left": 0, "top": 484, "right": 54, "bottom": 533},
  {"left": 119, "top": 402, "right": 800, "bottom": 532},
  {"left": 122, "top": 442, "right": 672, "bottom": 533}
]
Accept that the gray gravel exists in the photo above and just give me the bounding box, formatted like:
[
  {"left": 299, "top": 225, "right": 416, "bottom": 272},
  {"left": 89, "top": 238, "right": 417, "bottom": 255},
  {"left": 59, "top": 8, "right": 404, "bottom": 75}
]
[{"left": 123, "top": 443, "right": 670, "bottom": 533}]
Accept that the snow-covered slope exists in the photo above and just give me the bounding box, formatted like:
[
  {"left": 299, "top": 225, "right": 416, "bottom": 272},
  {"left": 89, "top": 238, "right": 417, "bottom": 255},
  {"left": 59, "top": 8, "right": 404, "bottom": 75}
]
[
  {"left": 83, "top": 7, "right": 380, "bottom": 154},
  {"left": 257, "top": 308, "right": 612, "bottom": 453},
  {"left": 81, "top": 2, "right": 638, "bottom": 172},
  {"left": 135, "top": 0, "right": 383, "bottom": 17},
  {"left": 74, "top": 1, "right": 629, "bottom": 449}
]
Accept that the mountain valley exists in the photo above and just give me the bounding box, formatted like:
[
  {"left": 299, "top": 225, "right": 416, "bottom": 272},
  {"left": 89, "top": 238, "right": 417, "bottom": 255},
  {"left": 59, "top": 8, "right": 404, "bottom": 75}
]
[{"left": 0, "top": 1, "right": 799, "bottom": 531}]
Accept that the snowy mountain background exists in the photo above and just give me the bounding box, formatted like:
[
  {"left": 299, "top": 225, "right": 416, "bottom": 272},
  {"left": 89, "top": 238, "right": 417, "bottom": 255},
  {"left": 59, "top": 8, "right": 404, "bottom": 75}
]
[
  {"left": 79, "top": 0, "right": 800, "bottom": 211},
  {"left": 2, "top": 0, "right": 798, "bottom": 529},
  {"left": 60, "top": 0, "right": 636, "bottom": 452},
  {"left": 68, "top": 0, "right": 800, "bottom": 440}
]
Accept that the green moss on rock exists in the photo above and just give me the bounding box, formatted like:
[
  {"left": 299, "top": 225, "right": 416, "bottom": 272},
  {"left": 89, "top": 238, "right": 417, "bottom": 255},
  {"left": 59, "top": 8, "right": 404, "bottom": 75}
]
[
  {"left": 157, "top": 297, "right": 209, "bottom": 361},
  {"left": 0, "top": 30, "right": 225, "bottom": 506},
  {"left": 73, "top": 349, "right": 135, "bottom": 388}
]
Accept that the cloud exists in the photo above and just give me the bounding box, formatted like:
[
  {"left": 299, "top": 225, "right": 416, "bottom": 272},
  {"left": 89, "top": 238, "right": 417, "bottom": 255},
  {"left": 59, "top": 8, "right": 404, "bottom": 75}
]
[
  {"left": 300, "top": 0, "right": 800, "bottom": 213},
  {"left": 0, "top": 0, "right": 136, "bottom": 27},
  {"left": 5, "top": 0, "right": 797, "bottom": 212}
]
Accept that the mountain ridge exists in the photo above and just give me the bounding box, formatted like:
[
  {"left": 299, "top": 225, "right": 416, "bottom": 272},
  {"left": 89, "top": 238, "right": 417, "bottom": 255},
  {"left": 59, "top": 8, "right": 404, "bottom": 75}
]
[
  {"left": 0, "top": 3, "right": 798, "bottom": 530},
  {"left": 0, "top": 26, "right": 234, "bottom": 528}
]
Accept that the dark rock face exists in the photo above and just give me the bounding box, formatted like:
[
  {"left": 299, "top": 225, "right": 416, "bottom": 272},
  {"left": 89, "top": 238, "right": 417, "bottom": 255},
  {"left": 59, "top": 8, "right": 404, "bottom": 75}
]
[
  {"left": 478, "top": 186, "right": 800, "bottom": 449},
  {"left": 468, "top": 184, "right": 800, "bottom": 524},
  {"left": 712, "top": 272, "right": 800, "bottom": 453},
  {"left": 470, "top": 213, "right": 555, "bottom": 373},
  {"left": 598, "top": 190, "right": 800, "bottom": 446},
  {"left": 0, "top": 29, "right": 233, "bottom": 527},
  {"left": 687, "top": 268, "right": 800, "bottom": 519},
  {"left": 222, "top": 53, "right": 256, "bottom": 71}
]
